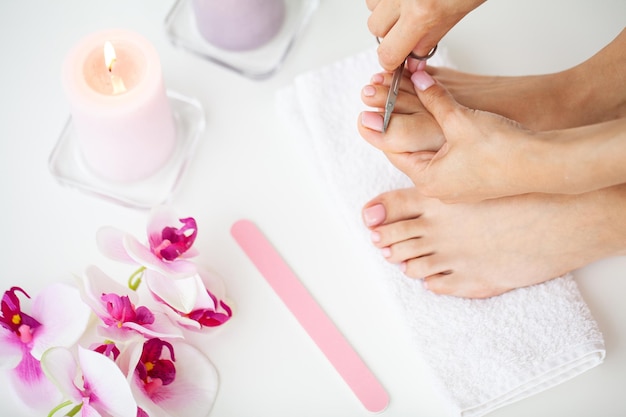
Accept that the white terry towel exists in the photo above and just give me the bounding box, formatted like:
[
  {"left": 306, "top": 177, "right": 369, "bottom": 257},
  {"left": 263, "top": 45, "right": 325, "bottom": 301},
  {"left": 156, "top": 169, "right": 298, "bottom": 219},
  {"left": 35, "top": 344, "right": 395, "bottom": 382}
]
[{"left": 275, "top": 48, "right": 605, "bottom": 417}]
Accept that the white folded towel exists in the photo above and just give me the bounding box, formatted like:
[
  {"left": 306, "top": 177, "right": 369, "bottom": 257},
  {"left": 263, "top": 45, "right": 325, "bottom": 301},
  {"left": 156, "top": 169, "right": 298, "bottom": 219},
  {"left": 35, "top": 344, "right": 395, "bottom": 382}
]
[{"left": 275, "top": 48, "right": 605, "bottom": 417}]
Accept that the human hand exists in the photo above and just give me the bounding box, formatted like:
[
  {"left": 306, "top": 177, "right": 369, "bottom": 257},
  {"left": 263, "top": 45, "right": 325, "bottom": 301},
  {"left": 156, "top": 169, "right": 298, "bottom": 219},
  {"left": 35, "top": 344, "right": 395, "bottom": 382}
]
[
  {"left": 359, "top": 69, "right": 543, "bottom": 203},
  {"left": 366, "top": 0, "right": 486, "bottom": 71}
]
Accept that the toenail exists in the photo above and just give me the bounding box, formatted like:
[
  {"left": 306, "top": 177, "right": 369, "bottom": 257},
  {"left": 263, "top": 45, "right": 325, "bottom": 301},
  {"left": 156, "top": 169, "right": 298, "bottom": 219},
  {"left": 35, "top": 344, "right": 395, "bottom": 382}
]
[
  {"left": 362, "top": 85, "right": 376, "bottom": 97},
  {"left": 399, "top": 261, "right": 407, "bottom": 273},
  {"left": 360, "top": 112, "right": 384, "bottom": 132},
  {"left": 370, "top": 231, "right": 381, "bottom": 243},
  {"left": 371, "top": 73, "right": 384, "bottom": 84},
  {"left": 411, "top": 70, "right": 435, "bottom": 91},
  {"left": 422, "top": 279, "right": 429, "bottom": 290},
  {"left": 381, "top": 247, "right": 391, "bottom": 258},
  {"left": 363, "top": 204, "right": 386, "bottom": 227}
]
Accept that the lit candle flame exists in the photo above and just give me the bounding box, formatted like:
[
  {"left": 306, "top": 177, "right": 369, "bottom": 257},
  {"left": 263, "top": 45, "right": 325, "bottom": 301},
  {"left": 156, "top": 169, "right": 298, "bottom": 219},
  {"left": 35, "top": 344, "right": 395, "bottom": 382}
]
[
  {"left": 103, "top": 41, "right": 126, "bottom": 94},
  {"left": 104, "top": 41, "right": 117, "bottom": 72}
]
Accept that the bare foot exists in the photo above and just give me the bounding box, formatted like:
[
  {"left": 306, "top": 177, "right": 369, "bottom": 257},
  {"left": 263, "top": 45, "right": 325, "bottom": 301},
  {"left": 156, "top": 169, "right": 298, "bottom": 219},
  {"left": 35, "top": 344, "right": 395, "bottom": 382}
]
[{"left": 362, "top": 186, "right": 626, "bottom": 298}]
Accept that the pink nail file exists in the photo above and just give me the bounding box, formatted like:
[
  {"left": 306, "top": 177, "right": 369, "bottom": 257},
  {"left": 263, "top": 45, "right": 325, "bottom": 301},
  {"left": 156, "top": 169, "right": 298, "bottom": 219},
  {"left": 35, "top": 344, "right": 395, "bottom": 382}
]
[{"left": 231, "top": 219, "right": 389, "bottom": 413}]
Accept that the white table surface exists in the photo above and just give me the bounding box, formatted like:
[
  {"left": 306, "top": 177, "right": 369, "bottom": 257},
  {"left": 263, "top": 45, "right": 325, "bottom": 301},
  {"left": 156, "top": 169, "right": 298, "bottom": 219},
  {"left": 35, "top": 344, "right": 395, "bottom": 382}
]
[{"left": 1, "top": 1, "right": 625, "bottom": 416}]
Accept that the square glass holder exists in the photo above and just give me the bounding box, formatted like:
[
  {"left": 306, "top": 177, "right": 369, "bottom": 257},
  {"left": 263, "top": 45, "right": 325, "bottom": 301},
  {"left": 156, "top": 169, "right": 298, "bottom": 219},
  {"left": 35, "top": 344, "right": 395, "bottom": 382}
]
[
  {"left": 48, "top": 91, "right": 205, "bottom": 210},
  {"left": 164, "top": 0, "right": 319, "bottom": 80}
]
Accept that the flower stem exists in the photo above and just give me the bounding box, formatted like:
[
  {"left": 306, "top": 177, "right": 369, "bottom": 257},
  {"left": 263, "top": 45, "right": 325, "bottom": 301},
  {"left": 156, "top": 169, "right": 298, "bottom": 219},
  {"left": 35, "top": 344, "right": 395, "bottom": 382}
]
[
  {"left": 47, "top": 400, "right": 72, "bottom": 417},
  {"left": 65, "top": 404, "right": 83, "bottom": 417},
  {"left": 128, "top": 266, "right": 146, "bottom": 291}
]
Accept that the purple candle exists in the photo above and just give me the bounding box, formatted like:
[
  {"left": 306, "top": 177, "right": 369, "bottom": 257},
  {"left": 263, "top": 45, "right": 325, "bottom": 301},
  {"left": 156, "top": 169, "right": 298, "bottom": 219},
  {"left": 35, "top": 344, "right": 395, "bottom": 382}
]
[{"left": 191, "top": 0, "right": 286, "bottom": 51}]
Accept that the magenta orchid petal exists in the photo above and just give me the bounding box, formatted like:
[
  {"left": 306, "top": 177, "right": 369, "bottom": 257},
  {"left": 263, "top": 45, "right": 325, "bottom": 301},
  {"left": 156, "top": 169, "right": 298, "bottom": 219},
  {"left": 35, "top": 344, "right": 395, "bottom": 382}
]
[
  {"left": 83, "top": 266, "right": 182, "bottom": 341},
  {"left": 29, "top": 283, "right": 91, "bottom": 360},
  {"left": 10, "top": 348, "right": 63, "bottom": 411},
  {"left": 96, "top": 226, "right": 137, "bottom": 264},
  {"left": 124, "top": 234, "right": 198, "bottom": 276},
  {"left": 82, "top": 266, "right": 139, "bottom": 319},
  {"left": 78, "top": 346, "right": 137, "bottom": 417}
]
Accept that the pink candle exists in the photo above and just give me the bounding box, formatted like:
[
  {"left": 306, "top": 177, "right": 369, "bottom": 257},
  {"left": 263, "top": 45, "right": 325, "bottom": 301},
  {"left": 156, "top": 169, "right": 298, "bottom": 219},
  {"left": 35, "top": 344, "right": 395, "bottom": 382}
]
[
  {"left": 62, "top": 29, "right": 176, "bottom": 183},
  {"left": 191, "top": 0, "right": 286, "bottom": 51}
]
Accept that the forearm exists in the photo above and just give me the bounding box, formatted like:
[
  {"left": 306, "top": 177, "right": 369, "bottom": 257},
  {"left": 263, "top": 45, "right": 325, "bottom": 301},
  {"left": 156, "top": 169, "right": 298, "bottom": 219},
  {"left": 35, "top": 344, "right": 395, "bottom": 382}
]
[{"left": 538, "top": 117, "right": 626, "bottom": 194}]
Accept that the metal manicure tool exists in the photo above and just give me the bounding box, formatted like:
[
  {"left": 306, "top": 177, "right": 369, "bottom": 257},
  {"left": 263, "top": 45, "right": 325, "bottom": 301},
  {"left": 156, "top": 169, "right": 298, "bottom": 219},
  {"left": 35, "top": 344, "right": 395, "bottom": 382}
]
[{"left": 376, "top": 37, "right": 437, "bottom": 133}]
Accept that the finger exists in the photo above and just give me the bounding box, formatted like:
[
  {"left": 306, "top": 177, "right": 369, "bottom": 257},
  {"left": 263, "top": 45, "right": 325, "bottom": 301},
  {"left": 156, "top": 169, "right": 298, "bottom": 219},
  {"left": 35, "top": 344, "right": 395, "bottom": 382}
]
[
  {"left": 377, "top": 24, "right": 425, "bottom": 71},
  {"left": 410, "top": 70, "right": 464, "bottom": 127},
  {"left": 367, "top": 0, "right": 399, "bottom": 38},
  {"left": 365, "top": 0, "right": 381, "bottom": 11},
  {"left": 369, "top": 71, "right": 420, "bottom": 95}
]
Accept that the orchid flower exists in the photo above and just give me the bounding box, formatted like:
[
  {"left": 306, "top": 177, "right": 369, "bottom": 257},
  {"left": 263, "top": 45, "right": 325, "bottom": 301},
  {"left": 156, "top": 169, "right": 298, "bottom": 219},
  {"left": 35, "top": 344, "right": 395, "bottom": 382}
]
[
  {"left": 82, "top": 266, "right": 183, "bottom": 341},
  {"left": 117, "top": 337, "right": 219, "bottom": 417},
  {"left": 146, "top": 268, "right": 232, "bottom": 331},
  {"left": 42, "top": 345, "right": 137, "bottom": 417},
  {"left": 0, "top": 284, "right": 90, "bottom": 412},
  {"left": 96, "top": 206, "right": 200, "bottom": 287}
]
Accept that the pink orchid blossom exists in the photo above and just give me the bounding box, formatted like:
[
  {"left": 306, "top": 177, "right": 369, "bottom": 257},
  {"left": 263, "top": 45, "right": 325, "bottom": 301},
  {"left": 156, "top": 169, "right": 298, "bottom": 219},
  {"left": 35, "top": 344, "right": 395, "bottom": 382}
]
[
  {"left": 41, "top": 345, "right": 137, "bottom": 417},
  {"left": 146, "top": 268, "right": 232, "bottom": 331},
  {"left": 0, "top": 284, "right": 90, "bottom": 412},
  {"left": 117, "top": 337, "right": 219, "bottom": 417},
  {"left": 82, "top": 266, "right": 183, "bottom": 341},
  {"left": 96, "top": 206, "right": 200, "bottom": 277}
]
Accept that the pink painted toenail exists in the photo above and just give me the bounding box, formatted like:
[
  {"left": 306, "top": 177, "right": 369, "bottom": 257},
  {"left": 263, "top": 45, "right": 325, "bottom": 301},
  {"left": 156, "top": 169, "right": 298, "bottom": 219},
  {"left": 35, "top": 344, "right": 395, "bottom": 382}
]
[
  {"left": 370, "top": 231, "right": 381, "bottom": 243},
  {"left": 411, "top": 70, "right": 435, "bottom": 91},
  {"left": 363, "top": 204, "right": 386, "bottom": 227},
  {"left": 399, "top": 261, "right": 407, "bottom": 273},
  {"left": 360, "top": 112, "right": 384, "bottom": 132},
  {"left": 422, "top": 279, "right": 429, "bottom": 290},
  {"left": 381, "top": 247, "right": 391, "bottom": 258},
  {"left": 362, "top": 85, "right": 376, "bottom": 97}
]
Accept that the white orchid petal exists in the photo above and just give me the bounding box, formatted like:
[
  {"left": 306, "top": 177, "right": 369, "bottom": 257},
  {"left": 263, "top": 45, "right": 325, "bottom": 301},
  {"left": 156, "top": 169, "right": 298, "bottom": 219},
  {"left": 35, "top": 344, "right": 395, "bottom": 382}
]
[
  {"left": 0, "top": 329, "right": 23, "bottom": 369},
  {"left": 30, "top": 283, "right": 91, "bottom": 360},
  {"left": 40, "top": 347, "right": 82, "bottom": 402},
  {"left": 146, "top": 271, "right": 199, "bottom": 313},
  {"left": 122, "top": 312, "right": 183, "bottom": 339},
  {"left": 82, "top": 266, "right": 138, "bottom": 318},
  {"left": 96, "top": 226, "right": 136, "bottom": 264},
  {"left": 9, "top": 351, "right": 63, "bottom": 411},
  {"left": 160, "top": 306, "right": 203, "bottom": 330},
  {"left": 198, "top": 268, "right": 227, "bottom": 301},
  {"left": 147, "top": 206, "right": 178, "bottom": 238},
  {"left": 78, "top": 346, "right": 137, "bottom": 417}
]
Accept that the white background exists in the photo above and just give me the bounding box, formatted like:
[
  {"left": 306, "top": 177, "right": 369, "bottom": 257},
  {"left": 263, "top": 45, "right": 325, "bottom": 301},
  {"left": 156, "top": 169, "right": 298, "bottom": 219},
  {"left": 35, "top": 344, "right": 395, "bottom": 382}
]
[{"left": 0, "top": 1, "right": 625, "bottom": 416}]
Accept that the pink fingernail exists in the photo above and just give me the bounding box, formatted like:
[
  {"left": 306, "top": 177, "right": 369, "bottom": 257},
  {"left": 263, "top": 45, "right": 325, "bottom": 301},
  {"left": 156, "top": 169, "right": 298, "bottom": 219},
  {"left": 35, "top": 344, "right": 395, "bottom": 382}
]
[
  {"left": 411, "top": 71, "right": 435, "bottom": 91},
  {"left": 361, "top": 112, "right": 384, "bottom": 132},
  {"left": 370, "top": 73, "right": 385, "bottom": 84},
  {"left": 362, "top": 85, "right": 376, "bottom": 97},
  {"left": 363, "top": 204, "right": 386, "bottom": 227}
]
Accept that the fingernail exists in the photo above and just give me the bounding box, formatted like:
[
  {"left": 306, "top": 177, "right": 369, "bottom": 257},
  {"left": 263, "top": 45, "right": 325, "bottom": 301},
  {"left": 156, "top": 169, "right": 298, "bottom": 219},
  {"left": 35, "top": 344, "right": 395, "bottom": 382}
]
[
  {"left": 360, "top": 112, "right": 384, "bottom": 132},
  {"left": 370, "top": 73, "right": 385, "bottom": 84},
  {"left": 362, "top": 85, "right": 376, "bottom": 97},
  {"left": 411, "top": 70, "right": 435, "bottom": 91},
  {"left": 370, "top": 231, "right": 381, "bottom": 243},
  {"left": 381, "top": 247, "right": 391, "bottom": 258},
  {"left": 363, "top": 203, "right": 386, "bottom": 227}
]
